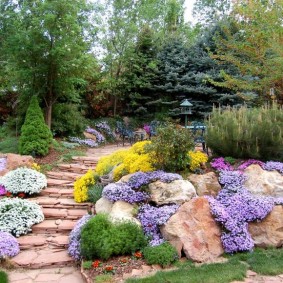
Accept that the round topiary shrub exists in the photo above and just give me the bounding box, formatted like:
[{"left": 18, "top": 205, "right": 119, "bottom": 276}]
[
  {"left": 0, "top": 167, "right": 47, "bottom": 195},
  {"left": 80, "top": 214, "right": 148, "bottom": 260},
  {"left": 0, "top": 231, "right": 20, "bottom": 258},
  {"left": 19, "top": 96, "right": 52, "bottom": 156},
  {"left": 143, "top": 242, "right": 178, "bottom": 267},
  {"left": 0, "top": 198, "right": 44, "bottom": 237}
]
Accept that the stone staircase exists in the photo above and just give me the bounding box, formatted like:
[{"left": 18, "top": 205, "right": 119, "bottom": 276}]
[{"left": 10, "top": 144, "right": 130, "bottom": 269}]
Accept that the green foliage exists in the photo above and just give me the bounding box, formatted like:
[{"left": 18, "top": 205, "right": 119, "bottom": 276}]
[
  {"left": 143, "top": 242, "right": 178, "bottom": 267},
  {"left": 147, "top": 122, "right": 194, "bottom": 171},
  {"left": 80, "top": 214, "right": 148, "bottom": 260},
  {"left": 227, "top": 247, "right": 283, "bottom": 276},
  {"left": 224, "top": 156, "right": 236, "bottom": 165},
  {"left": 82, "top": 260, "right": 92, "bottom": 269},
  {"left": 52, "top": 104, "right": 87, "bottom": 137},
  {"left": 126, "top": 258, "right": 247, "bottom": 283},
  {"left": 95, "top": 274, "right": 114, "bottom": 283},
  {"left": 0, "top": 137, "right": 18, "bottom": 154},
  {"left": 87, "top": 183, "right": 104, "bottom": 204},
  {"left": 206, "top": 104, "right": 283, "bottom": 161},
  {"left": 0, "top": 270, "right": 8, "bottom": 283},
  {"left": 19, "top": 96, "right": 52, "bottom": 156}
]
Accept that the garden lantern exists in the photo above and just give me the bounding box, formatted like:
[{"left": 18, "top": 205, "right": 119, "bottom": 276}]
[{"left": 180, "top": 99, "right": 193, "bottom": 128}]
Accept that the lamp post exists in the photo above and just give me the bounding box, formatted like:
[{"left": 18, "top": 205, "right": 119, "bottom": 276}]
[{"left": 180, "top": 99, "right": 193, "bottom": 128}]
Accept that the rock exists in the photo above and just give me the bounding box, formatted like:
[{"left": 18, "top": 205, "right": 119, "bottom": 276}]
[
  {"left": 118, "top": 173, "right": 135, "bottom": 183},
  {"left": 95, "top": 197, "right": 113, "bottom": 214},
  {"left": 249, "top": 205, "right": 283, "bottom": 248},
  {"left": 83, "top": 132, "right": 96, "bottom": 141},
  {"left": 161, "top": 197, "right": 223, "bottom": 262},
  {"left": 148, "top": 180, "right": 197, "bottom": 205},
  {"left": 188, "top": 172, "right": 221, "bottom": 197},
  {"left": 6, "top": 153, "right": 34, "bottom": 171},
  {"left": 244, "top": 165, "right": 283, "bottom": 198},
  {"left": 109, "top": 201, "right": 140, "bottom": 226}
]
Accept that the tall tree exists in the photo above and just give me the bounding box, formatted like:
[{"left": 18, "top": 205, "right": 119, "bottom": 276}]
[
  {"left": 0, "top": 0, "right": 99, "bottom": 128},
  {"left": 211, "top": 0, "right": 283, "bottom": 102}
]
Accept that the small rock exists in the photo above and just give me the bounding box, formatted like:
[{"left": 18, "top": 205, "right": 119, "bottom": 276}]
[{"left": 55, "top": 219, "right": 62, "bottom": 225}]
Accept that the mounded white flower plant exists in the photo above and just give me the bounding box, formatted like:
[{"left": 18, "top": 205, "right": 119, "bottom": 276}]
[
  {"left": 0, "top": 198, "right": 44, "bottom": 237},
  {"left": 0, "top": 167, "right": 47, "bottom": 195}
]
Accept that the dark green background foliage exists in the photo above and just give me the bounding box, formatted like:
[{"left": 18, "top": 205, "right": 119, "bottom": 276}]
[
  {"left": 19, "top": 96, "right": 52, "bottom": 156},
  {"left": 206, "top": 104, "right": 283, "bottom": 161},
  {"left": 143, "top": 242, "right": 178, "bottom": 267},
  {"left": 51, "top": 104, "right": 87, "bottom": 137},
  {"left": 0, "top": 270, "right": 8, "bottom": 283},
  {"left": 147, "top": 122, "right": 194, "bottom": 171},
  {"left": 80, "top": 214, "right": 148, "bottom": 260},
  {"left": 87, "top": 183, "right": 104, "bottom": 204}
]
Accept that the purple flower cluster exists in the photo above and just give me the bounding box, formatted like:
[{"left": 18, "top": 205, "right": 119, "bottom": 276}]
[
  {"left": 211, "top": 157, "right": 233, "bottom": 171},
  {"left": 69, "top": 137, "right": 98, "bottom": 147},
  {"left": 138, "top": 204, "right": 179, "bottom": 246},
  {"left": 237, "top": 159, "right": 264, "bottom": 171},
  {"left": 0, "top": 185, "right": 6, "bottom": 196},
  {"left": 86, "top": 126, "right": 105, "bottom": 144},
  {"left": 95, "top": 121, "right": 115, "bottom": 139},
  {"left": 219, "top": 170, "right": 247, "bottom": 190},
  {"left": 207, "top": 168, "right": 274, "bottom": 253},
  {"left": 0, "top": 231, "right": 20, "bottom": 258},
  {"left": 68, "top": 214, "right": 94, "bottom": 260},
  {"left": 263, "top": 161, "right": 283, "bottom": 175},
  {"left": 0, "top": 158, "right": 6, "bottom": 172},
  {"left": 127, "top": 171, "right": 182, "bottom": 190},
  {"left": 102, "top": 183, "right": 149, "bottom": 204}
]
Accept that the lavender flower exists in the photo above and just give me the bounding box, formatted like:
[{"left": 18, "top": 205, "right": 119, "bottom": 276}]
[
  {"left": 138, "top": 204, "right": 179, "bottom": 246},
  {"left": 211, "top": 157, "right": 233, "bottom": 171},
  {"left": 263, "top": 161, "right": 283, "bottom": 174},
  {"left": 219, "top": 170, "right": 247, "bottom": 189},
  {"left": 102, "top": 183, "right": 149, "bottom": 204},
  {"left": 69, "top": 137, "right": 98, "bottom": 147},
  {"left": 95, "top": 121, "right": 115, "bottom": 139},
  {"left": 85, "top": 126, "right": 105, "bottom": 144},
  {"left": 68, "top": 214, "right": 94, "bottom": 260},
  {"left": 0, "top": 231, "right": 20, "bottom": 258},
  {"left": 0, "top": 158, "right": 6, "bottom": 172}
]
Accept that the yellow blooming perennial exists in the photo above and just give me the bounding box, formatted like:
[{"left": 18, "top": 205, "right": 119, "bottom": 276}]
[
  {"left": 188, "top": 151, "right": 208, "bottom": 171},
  {"left": 73, "top": 169, "right": 96, "bottom": 203}
]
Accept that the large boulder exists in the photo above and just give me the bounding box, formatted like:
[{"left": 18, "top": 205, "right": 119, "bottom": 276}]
[
  {"left": 188, "top": 172, "right": 221, "bottom": 197},
  {"left": 161, "top": 197, "right": 223, "bottom": 262},
  {"left": 244, "top": 165, "right": 283, "bottom": 198},
  {"left": 83, "top": 131, "right": 96, "bottom": 141},
  {"left": 148, "top": 180, "right": 197, "bottom": 205},
  {"left": 95, "top": 197, "right": 113, "bottom": 214},
  {"left": 249, "top": 205, "right": 283, "bottom": 248}
]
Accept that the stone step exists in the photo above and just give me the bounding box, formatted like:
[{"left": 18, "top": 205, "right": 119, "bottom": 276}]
[
  {"left": 11, "top": 247, "right": 74, "bottom": 268},
  {"left": 39, "top": 187, "right": 74, "bottom": 198},
  {"left": 29, "top": 197, "right": 93, "bottom": 210},
  {"left": 71, "top": 156, "right": 100, "bottom": 165},
  {"left": 42, "top": 208, "right": 87, "bottom": 220},
  {"left": 47, "top": 178, "right": 74, "bottom": 187},
  {"left": 46, "top": 171, "right": 84, "bottom": 181},
  {"left": 18, "top": 234, "right": 69, "bottom": 250},
  {"left": 32, "top": 219, "right": 77, "bottom": 234},
  {"left": 57, "top": 163, "right": 95, "bottom": 174}
]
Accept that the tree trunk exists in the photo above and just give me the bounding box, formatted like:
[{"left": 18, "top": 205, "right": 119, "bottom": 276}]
[{"left": 45, "top": 104, "right": 52, "bottom": 129}]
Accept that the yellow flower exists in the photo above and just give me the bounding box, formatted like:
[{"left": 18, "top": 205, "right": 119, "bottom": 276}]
[
  {"left": 131, "top": 141, "right": 151, "bottom": 154},
  {"left": 188, "top": 151, "right": 208, "bottom": 172},
  {"left": 31, "top": 162, "right": 41, "bottom": 172},
  {"left": 74, "top": 169, "right": 96, "bottom": 203}
]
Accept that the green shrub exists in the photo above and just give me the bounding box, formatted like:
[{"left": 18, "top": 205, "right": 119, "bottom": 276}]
[
  {"left": 19, "top": 96, "right": 52, "bottom": 156},
  {"left": 52, "top": 103, "right": 87, "bottom": 137},
  {"left": 143, "top": 242, "right": 178, "bottom": 267},
  {"left": 87, "top": 183, "right": 104, "bottom": 203},
  {"left": 0, "top": 270, "right": 8, "bottom": 283},
  {"left": 82, "top": 260, "right": 92, "bottom": 269},
  {"left": 0, "top": 137, "right": 18, "bottom": 154},
  {"left": 206, "top": 104, "right": 283, "bottom": 161},
  {"left": 146, "top": 122, "right": 194, "bottom": 171},
  {"left": 80, "top": 214, "right": 148, "bottom": 260}
]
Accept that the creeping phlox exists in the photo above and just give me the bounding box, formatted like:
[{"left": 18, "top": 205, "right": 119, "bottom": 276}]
[
  {"left": 0, "top": 167, "right": 47, "bottom": 195},
  {"left": 74, "top": 170, "right": 96, "bottom": 203},
  {"left": 0, "top": 231, "right": 20, "bottom": 258}
]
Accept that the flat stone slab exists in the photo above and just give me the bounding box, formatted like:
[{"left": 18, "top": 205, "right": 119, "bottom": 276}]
[{"left": 18, "top": 235, "right": 46, "bottom": 249}]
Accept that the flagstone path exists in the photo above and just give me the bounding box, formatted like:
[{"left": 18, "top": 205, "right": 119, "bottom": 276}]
[
  {"left": 7, "top": 144, "right": 130, "bottom": 283},
  {"left": 5, "top": 143, "right": 283, "bottom": 283}
]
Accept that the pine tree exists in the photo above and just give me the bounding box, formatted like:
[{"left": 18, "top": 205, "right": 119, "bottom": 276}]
[{"left": 19, "top": 96, "right": 52, "bottom": 156}]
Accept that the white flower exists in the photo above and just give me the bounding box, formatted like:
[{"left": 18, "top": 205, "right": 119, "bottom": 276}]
[{"left": 0, "top": 167, "right": 47, "bottom": 195}]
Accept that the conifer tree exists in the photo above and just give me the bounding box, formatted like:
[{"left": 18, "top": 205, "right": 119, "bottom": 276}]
[{"left": 19, "top": 96, "right": 52, "bottom": 156}]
